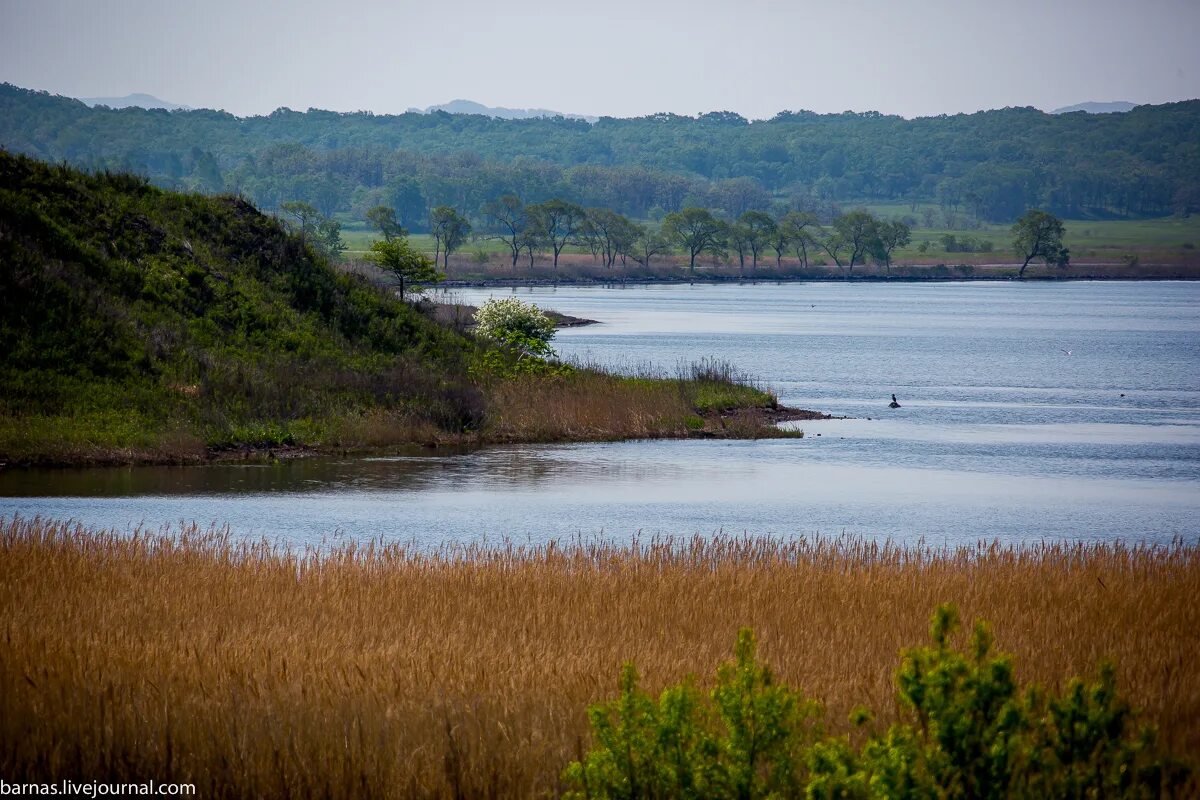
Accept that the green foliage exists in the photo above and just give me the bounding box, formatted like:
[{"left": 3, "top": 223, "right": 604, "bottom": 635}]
[
  {"left": 363, "top": 237, "right": 442, "bottom": 300},
  {"left": 280, "top": 199, "right": 345, "bottom": 259},
  {"left": 565, "top": 606, "right": 1193, "bottom": 799},
  {"left": 662, "top": 207, "right": 727, "bottom": 270},
  {"left": 873, "top": 219, "right": 912, "bottom": 268},
  {"left": 564, "top": 629, "right": 820, "bottom": 800},
  {"left": 940, "top": 233, "right": 994, "bottom": 253},
  {"left": 579, "top": 207, "right": 640, "bottom": 268},
  {"left": 482, "top": 194, "right": 528, "bottom": 267},
  {"left": 1012, "top": 209, "right": 1069, "bottom": 277},
  {"left": 472, "top": 297, "right": 556, "bottom": 358},
  {"left": 0, "top": 150, "right": 486, "bottom": 458},
  {"left": 829, "top": 210, "right": 881, "bottom": 271},
  {"left": 527, "top": 199, "right": 587, "bottom": 268},
  {"left": 468, "top": 348, "right": 575, "bottom": 381},
  {"left": 630, "top": 227, "right": 671, "bottom": 270},
  {"left": 778, "top": 211, "right": 819, "bottom": 267},
  {"left": 6, "top": 84, "right": 1198, "bottom": 224},
  {"left": 429, "top": 205, "right": 471, "bottom": 267},
  {"left": 365, "top": 204, "right": 405, "bottom": 240},
  {"left": 738, "top": 210, "right": 776, "bottom": 269}
]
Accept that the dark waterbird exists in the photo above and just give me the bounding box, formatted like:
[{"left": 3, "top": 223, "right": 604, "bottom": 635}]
[{"left": 889, "top": 394, "right": 901, "bottom": 409}]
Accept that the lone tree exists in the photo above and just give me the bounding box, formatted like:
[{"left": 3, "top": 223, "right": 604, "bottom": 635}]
[
  {"left": 429, "top": 206, "right": 471, "bottom": 269},
  {"left": 1012, "top": 209, "right": 1069, "bottom": 278},
  {"left": 482, "top": 195, "right": 526, "bottom": 269},
  {"left": 727, "top": 222, "right": 753, "bottom": 276},
  {"left": 364, "top": 238, "right": 442, "bottom": 301},
  {"left": 280, "top": 201, "right": 322, "bottom": 242},
  {"left": 580, "top": 208, "right": 638, "bottom": 269},
  {"left": 630, "top": 226, "right": 671, "bottom": 271},
  {"left": 780, "top": 211, "right": 819, "bottom": 269},
  {"left": 662, "top": 207, "right": 726, "bottom": 271},
  {"left": 281, "top": 200, "right": 344, "bottom": 259},
  {"left": 874, "top": 219, "right": 912, "bottom": 274},
  {"left": 829, "top": 210, "right": 882, "bottom": 275},
  {"left": 526, "top": 199, "right": 586, "bottom": 270},
  {"left": 738, "top": 210, "right": 775, "bottom": 270},
  {"left": 365, "top": 205, "right": 405, "bottom": 241}
]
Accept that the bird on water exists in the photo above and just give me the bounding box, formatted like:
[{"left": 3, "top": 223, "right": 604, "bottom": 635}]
[{"left": 889, "top": 394, "right": 901, "bottom": 409}]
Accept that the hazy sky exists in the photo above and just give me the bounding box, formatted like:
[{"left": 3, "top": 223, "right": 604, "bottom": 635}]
[{"left": 1, "top": 0, "right": 1197, "bottom": 119}]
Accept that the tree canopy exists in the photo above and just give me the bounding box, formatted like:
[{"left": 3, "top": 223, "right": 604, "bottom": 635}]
[
  {"left": 663, "top": 207, "right": 727, "bottom": 270},
  {"left": 3, "top": 83, "right": 1196, "bottom": 226},
  {"left": 429, "top": 206, "right": 471, "bottom": 268},
  {"left": 1012, "top": 210, "right": 1069, "bottom": 277},
  {"left": 364, "top": 237, "right": 442, "bottom": 300}
]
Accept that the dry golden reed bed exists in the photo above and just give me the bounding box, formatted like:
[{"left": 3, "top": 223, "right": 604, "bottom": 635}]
[{"left": 1, "top": 517, "right": 1197, "bottom": 798}]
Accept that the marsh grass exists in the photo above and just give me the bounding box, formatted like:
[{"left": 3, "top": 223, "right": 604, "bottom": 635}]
[
  {"left": 481, "top": 358, "right": 778, "bottom": 442},
  {"left": 486, "top": 369, "right": 694, "bottom": 441},
  {"left": 1, "top": 517, "right": 1196, "bottom": 797}
]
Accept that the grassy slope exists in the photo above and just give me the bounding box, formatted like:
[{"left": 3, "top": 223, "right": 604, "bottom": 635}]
[{"left": 0, "top": 152, "right": 777, "bottom": 465}]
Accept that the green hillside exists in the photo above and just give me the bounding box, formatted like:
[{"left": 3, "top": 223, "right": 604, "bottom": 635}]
[
  {"left": 2, "top": 83, "right": 1197, "bottom": 225},
  {"left": 0, "top": 151, "right": 777, "bottom": 464}
]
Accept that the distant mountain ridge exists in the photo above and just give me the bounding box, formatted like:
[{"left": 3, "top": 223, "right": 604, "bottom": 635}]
[
  {"left": 79, "top": 93, "right": 190, "bottom": 111},
  {"left": 409, "top": 99, "right": 598, "bottom": 123},
  {"left": 1051, "top": 101, "right": 1137, "bottom": 114},
  {"left": 67, "top": 92, "right": 1146, "bottom": 121}
]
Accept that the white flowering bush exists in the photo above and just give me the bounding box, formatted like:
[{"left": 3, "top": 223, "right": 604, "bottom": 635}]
[{"left": 473, "top": 297, "right": 557, "bottom": 358}]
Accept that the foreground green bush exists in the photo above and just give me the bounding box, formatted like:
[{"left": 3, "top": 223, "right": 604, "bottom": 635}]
[{"left": 564, "top": 605, "right": 1192, "bottom": 799}]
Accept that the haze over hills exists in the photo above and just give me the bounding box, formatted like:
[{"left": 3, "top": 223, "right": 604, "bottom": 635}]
[
  {"left": 407, "top": 99, "right": 598, "bottom": 122},
  {"left": 78, "top": 92, "right": 191, "bottom": 111},
  {"left": 1051, "top": 101, "right": 1138, "bottom": 114},
  {"left": 66, "top": 91, "right": 1146, "bottom": 121},
  {"left": 427, "top": 99, "right": 1145, "bottom": 122}
]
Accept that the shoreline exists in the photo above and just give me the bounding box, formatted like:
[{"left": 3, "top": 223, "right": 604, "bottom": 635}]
[
  {"left": 0, "top": 403, "right": 832, "bottom": 470},
  {"left": 440, "top": 271, "right": 1200, "bottom": 289}
]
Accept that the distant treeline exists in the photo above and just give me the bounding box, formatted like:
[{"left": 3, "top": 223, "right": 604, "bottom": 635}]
[{"left": 2, "top": 83, "right": 1198, "bottom": 225}]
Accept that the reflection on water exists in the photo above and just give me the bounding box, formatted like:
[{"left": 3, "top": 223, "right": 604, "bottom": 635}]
[{"left": 3, "top": 282, "right": 1198, "bottom": 546}]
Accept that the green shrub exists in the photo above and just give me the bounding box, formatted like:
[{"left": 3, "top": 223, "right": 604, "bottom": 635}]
[
  {"left": 564, "top": 606, "right": 1192, "bottom": 799},
  {"left": 473, "top": 297, "right": 556, "bottom": 358},
  {"left": 564, "top": 629, "right": 819, "bottom": 800}
]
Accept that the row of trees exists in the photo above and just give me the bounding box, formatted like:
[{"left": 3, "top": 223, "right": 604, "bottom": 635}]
[
  {"left": 284, "top": 185, "right": 1068, "bottom": 281},
  {"left": 326, "top": 203, "right": 1067, "bottom": 300},
  {"left": 361, "top": 196, "right": 916, "bottom": 276},
  {"left": 661, "top": 207, "right": 913, "bottom": 273}
]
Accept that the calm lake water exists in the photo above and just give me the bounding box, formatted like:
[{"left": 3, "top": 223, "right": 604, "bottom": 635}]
[{"left": 3, "top": 281, "right": 1198, "bottom": 547}]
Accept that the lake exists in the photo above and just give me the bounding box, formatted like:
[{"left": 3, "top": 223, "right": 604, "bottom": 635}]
[{"left": 3, "top": 281, "right": 1198, "bottom": 547}]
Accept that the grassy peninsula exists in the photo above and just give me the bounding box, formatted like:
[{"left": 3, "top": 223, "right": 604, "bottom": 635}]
[{"left": 0, "top": 151, "right": 796, "bottom": 466}]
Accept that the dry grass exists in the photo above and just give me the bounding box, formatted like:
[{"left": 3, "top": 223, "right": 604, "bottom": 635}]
[
  {"left": 323, "top": 408, "right": 449, "bottom": 449},
  {"left": 482, "top": 360, "right": 780, "bottom": 443},
  {"left": 485, "top": 371, "right": 694, "bottom": 441},
  {"left": 1, "top": 517, "right": 1196, "bottom": 798}
]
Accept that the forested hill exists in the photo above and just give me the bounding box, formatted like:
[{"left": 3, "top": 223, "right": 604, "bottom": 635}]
[
  {"left": 0, "top": 149, "right": 483, "bottom": 461},
  {"left": 2, "top": 83, "right": 1197, "bottom": 225}
]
